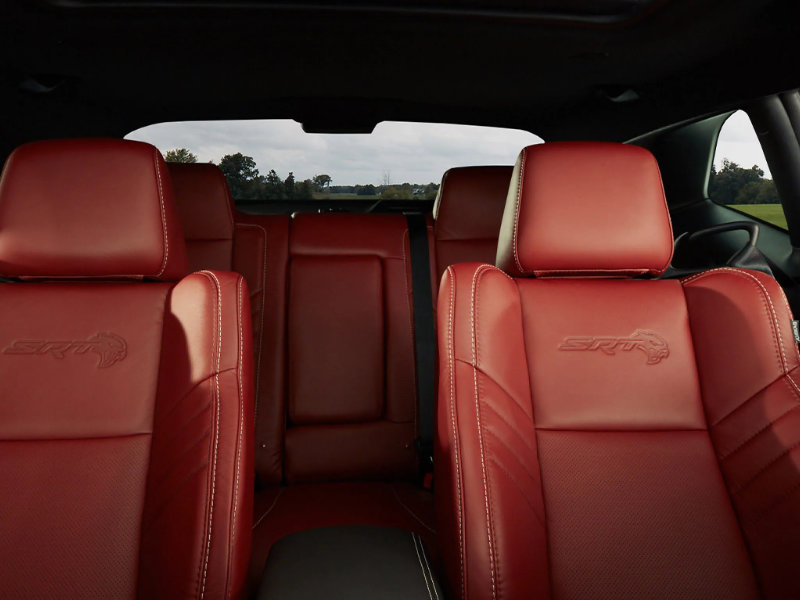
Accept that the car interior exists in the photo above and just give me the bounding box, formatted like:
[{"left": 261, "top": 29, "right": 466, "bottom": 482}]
[{"left": 1, "top": 1, "right": 799, "bottom": 599}]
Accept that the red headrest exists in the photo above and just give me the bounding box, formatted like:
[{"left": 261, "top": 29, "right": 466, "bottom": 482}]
[
  {"left": 167, "top": 162, "right": 234, "bottom": 242},
  {"left": 0, "top": 139, "right": 188, "bottom": 280},
  {"left": 496, "top": 142, "right": 673, "bottom": 278},
  {"left": 433, "top": 165, "right": 513, "bottom": 242}
]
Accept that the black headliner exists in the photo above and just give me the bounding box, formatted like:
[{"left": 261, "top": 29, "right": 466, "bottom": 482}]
[{"left": 0, "top": 0, "right": 797, "bottom": 152}]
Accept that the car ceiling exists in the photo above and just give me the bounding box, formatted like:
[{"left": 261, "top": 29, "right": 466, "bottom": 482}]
[{"left": 0, "top": 0, "right": 797, "bottom": 155}]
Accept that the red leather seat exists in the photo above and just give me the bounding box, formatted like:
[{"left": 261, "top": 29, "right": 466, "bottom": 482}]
[
  {"left": 0, "top": 139, "right": 254, "bottom": 599},
  {"left": 433, "top": 165, "right": 512, "bottom": 280},
  {"left": 435, "top": 142, "right": 800, "bottom": 599},
  {"left": 167, "top": 164, "right": 437, "bottom": 585}
]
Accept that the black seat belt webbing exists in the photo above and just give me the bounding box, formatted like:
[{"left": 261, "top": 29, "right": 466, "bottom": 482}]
[{"left": 405, "top": 213, "right": 436, "bottom": 475}]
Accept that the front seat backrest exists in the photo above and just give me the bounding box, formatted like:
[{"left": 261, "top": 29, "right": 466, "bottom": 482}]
[
  {"left": 435, "top": 142, "right": 800, "bottom": 600},
  {"left": 0, "top": 139, "right": 254, "bottom": 599}
]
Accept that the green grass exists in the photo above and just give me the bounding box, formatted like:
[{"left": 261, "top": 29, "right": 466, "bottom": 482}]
[
  {"left": 727, "top": 204, "right": 787, "bottom": 230},
  {"left": 312, "top": 192, "right": 380, "bottom": 200}
]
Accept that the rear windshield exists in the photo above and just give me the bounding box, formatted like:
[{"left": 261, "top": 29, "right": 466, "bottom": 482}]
[{"left": 125, "top": 120, "right": 541, "bottom": 208}]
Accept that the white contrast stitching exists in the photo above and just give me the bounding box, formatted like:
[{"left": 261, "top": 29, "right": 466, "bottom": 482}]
[
  {"left": 511, "top": 150, "right": 526, "bottom": 274},
  {"left": 682, "top": 268, "right": 788, "bottom": 372},
  {"left": 252, "top": 487, "right": 284, "bottom": 530},
  {"left": 412, "top": 533, "right": 434, "bottom": 600},
  {"left": 231, "top": 277, "right": 245, "bottom": 538},
  {"left": 471, "top": 264, "right": 497, "bottom": 600},
  {"left": 445, "top": 266, "right": 465, "bottom": 599},
  {"left": 198, "top": 270, "right": 223, "bottom": 600},
  {"left": 390, "top": 484, "right": 436, "bottom": 534},
  {"left": 418, "top": 533, "right": 441, "bottom": 600},
  {"left": 153, "top": 149, "right": 170, "bottom": 277}
]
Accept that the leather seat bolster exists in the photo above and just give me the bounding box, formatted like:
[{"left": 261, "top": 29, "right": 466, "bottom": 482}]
[
  {"left": 139, "top": 270, "right": 254, "bottom": 599},
  {"left": 436, "top": 262, "right": 551, "bottom": 600},
  {"left": 683, "top": 267, "right": 800, "bottom": 598}
]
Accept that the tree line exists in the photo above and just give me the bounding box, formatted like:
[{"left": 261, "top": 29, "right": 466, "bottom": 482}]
[
  {"left": 164, "top": 148, "right": 439, "bottom": 201},
  {"left": 710, "top": 159, "right": 779, "bottom": 205}
]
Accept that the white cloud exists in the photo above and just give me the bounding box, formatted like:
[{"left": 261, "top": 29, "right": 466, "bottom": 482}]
[
  {"left": 714, "top": 110, "right": 772, "bottom": 177},
  {"left": 126, "top": 119, "right": 542, "bottom": 185}
]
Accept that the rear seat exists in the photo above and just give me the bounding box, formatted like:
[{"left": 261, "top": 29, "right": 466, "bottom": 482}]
[
  {"left": 167, "top": 164, "right": 437, "bottom": 586},
  {"left": 169, "top": 162, "right": 513, "bottom": 589},
  {"left": 432, "top": 165, "right": 513, "bottom": 279}
]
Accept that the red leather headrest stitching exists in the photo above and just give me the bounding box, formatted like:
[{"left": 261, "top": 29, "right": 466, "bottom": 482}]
[
  {"left": 496, "top": 142, "right": 674, "bottom": 278},
  {"left": 433, "top": 165, "right": 513, "bottom": 242},
  {"left": 0, "top": 138, "right": 188, "bottom": 280}
]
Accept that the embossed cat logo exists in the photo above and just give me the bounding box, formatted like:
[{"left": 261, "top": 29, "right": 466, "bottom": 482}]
[
  {"left": 558, "top": 329, "right": 669, "bottom": 365},
  {"left": 3, "top": 332, "right": 127, "bottom": 368}
]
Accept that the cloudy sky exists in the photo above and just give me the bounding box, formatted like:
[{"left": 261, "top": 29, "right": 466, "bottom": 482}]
[
  {"left": 126, "top": 120, "right": 542, "bottom": 185},
  {"left": 715, "top": 110, "right": 771, "bottom": 177},
  {"left": 126, "top": 109, "right": 771, "bottom": 185}
]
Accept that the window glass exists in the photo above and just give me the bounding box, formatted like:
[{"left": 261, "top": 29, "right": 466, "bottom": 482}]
[
  {"left": 126, "top": 120, "right": 542, "bottom": 202},
  {"left": 710, "top": 110, "right": 786, "bottom": 229}
]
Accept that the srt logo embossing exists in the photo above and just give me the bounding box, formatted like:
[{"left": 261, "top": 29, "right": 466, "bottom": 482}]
[
  {"left": 2, "top": 332, "right": 127, "bottom": 368},
  {"left": 558, "top": 329, "right": 669, "bottom": 365}
]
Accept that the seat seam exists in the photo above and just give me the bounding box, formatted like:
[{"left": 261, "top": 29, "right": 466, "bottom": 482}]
[
  {"left": 683, "top": 268, "right": 787, "bottom": 373},
  {"left": 731, "top": 439, "right": 800, "bottom": 495},
  {"left": 711, "top": 369, "right": 800, "bottom": 428},
  {"left": 486, "top": 455, "right": 547, "bottom": 529},
  {"left": 402, "top": 227, "right": 418, "bottom": 435},
  {"left": 234, "top": 223, "right": 268, "bottom": 420},
  {"left": 152, "top": 148, "right": 170, "bottom": 278},
  {"left": 390, "top": 483, "right": 436, "bottom": 534},
  {"left": 197, "top": 270, "right": 223, "bottom": 600},
  {"left": 719, "top": 400, "right": 800, "bottom": 462},
  {"left": 226, "top": 275, "right": 246, "bottom": 600},
  {"left": 444, "top": 266, "right": 466, "bottom": 600},
  {"left": 252, "top": 487, "right": 284, "bottom": 530},
  {"left": 417, "top": 533, "right": 441, "bottom": 600},
  {"left": 412, "top": 532, "right": 434, "bottom": 600},
  {"left": 471, "top": 263, "right": 498, "bottom": 600},
  {"left": 511, "top": 150, "right": 527, "bottom": 274}
]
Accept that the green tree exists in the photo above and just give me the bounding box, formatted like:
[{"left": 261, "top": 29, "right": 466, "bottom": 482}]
[
  {"left": 164, "top": 148, "right": 197, "bottom": 163},
  {"left": 284, "top": 172, "right": 296, "bottom": 199},
  {"left": 313, "top": 174, "right": 332, "bottom": 192},
  {"left": 218, "top": 153, "right": 262, "bottom": 198},
  {"left": 264, "top": 169, "right": 284, "bottom": 200},
  {"left": 296, "top": 179, "right": 315, "bottom": 199},
  {"left": 357, "top": 184, "right": 377, "bottom": 196},
  {"left": 709, "top": 159, "right": 768, "bottom": 205},
  {"left": 380, "top": 185, "right": 413, "bottom": 200}
]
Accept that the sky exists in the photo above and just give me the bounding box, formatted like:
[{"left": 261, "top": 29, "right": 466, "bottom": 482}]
[
  {"left": 125, "top": 120, "right": 542, "bottom": 186},
  {"left": 714, "top": 110, "right": 771, "bottom": 177},
  {"left": 126, "top": 109, "right": 772, "bottom": 185}
]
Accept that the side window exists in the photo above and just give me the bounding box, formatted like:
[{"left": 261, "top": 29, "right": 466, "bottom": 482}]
[{"left": 710, "top": 110, "right": 786, "bottom": 229}]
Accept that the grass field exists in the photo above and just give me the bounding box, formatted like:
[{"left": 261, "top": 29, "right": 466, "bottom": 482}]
[
  {"left": 312, "top": 192, "right": 380, "bottom": 200},
  {"left": 727, "top": 204, "right": 787, "bottom": 230}
]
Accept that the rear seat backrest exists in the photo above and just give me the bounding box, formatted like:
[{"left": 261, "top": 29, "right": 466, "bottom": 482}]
[
  {"left": 433, "top": 165, "right": 512, "bottom": 279},
  {"left": 168, "top": 163, "right": 288, "bottom": 484},
  {"left": 284, "top": 213, "right": 418, "bottom": 482},
  {"left": 170, "top": 165, "right": 420, "bottom": 484}
]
